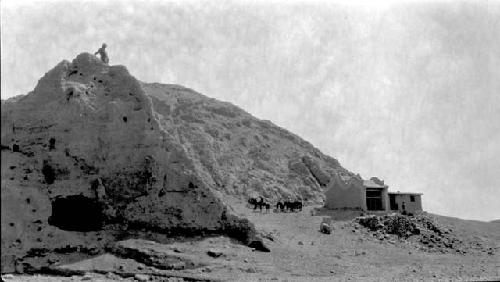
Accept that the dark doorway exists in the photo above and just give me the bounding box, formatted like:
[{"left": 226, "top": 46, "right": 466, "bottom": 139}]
[
  {"left": 366, "top": 189, "right": 383, "bottom": 210},
  {"left": 389, "top": 194, "right": 398, "bottom": 210},
  {"left": 48, "top": 195, "right": 103, "bottom": 231}
]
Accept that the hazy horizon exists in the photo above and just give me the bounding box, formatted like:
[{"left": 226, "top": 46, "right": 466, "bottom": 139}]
[{"left": 2, "top": 0, "right": 499, "bottom": 221}]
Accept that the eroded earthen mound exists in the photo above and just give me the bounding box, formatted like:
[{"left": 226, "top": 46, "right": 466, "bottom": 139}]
[{"left": 1, "top": 53, "right": 348, "bottom": 272}]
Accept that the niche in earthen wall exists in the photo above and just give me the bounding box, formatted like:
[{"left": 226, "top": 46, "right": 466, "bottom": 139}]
[
  {"left": 67, "top": 69, "right": 78, "bottom": 77},
  {"left": 48, "top": 195, "right": 103, "bottom": 231},
  {"left": 42, "top": 160, "right": 55, "bottom": 184}
]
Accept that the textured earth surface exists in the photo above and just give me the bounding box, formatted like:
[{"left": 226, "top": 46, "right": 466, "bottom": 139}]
[
  {"left": 1, "top": 53, "right": 347, "bottom": 273},
  {"left": 2, "top": 53, "right": 499, "bottom": 281},
  {"left": 2, "top": 204, "right": 499, "bottom": 281}
]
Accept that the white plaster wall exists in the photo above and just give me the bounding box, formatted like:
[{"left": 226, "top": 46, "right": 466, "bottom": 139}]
[
  {"left": 325, "top": 175, "right": 365, "bottom": 210},
  {"left": 392, "top": 194, "right": 423, "bottom": 213}
]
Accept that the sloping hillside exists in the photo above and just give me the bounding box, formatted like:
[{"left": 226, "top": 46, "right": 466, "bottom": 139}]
[{"left": 143, "top": 82, "right": 347, "bottom": 201}]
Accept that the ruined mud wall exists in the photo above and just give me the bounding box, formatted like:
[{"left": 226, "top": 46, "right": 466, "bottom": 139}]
[
  {"left": 0, "top": 53, "right": 256, "bottom": 272},
  {"left": 1, "top": 52, "right": 352, "bottom": 272}
]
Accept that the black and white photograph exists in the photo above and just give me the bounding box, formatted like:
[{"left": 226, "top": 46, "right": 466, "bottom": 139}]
[{"left": 1, "top": 0, "right": 499, "bottom": 281}]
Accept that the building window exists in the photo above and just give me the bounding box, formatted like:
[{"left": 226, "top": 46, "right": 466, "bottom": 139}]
[{"left": 410, "top": 195, "right": 415, "bottom": 202}]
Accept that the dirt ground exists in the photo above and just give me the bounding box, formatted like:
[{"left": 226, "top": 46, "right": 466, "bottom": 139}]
[{"left": 3, "top": 200, "right": 500, "bottom": 281}]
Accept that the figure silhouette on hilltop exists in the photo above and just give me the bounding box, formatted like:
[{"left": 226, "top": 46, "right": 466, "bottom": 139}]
[{"left": 94, "top": 43, "right": 109, "bottom": 64}]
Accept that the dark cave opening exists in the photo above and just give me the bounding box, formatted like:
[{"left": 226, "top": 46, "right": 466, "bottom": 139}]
[
  {"left": 48, "top": 195, "right": 103, "bottom": 231},
  {"left": 49, "top": 138, "right": 56, "bottom": 150},
  {"left": 66, "top": 90, "right": 74, "bottom": 102},
  {"left": 42, "top": 161, "right": 55, "bottom": 184}
]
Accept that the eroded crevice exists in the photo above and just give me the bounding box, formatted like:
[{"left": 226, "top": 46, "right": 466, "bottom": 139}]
[{"left": 65, "top": 90, "right": 74, "bottom": 102}]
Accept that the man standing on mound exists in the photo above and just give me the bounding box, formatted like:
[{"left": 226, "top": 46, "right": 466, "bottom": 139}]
[{"left": 94, "top": 43, "right": 109, "bottom": 64}]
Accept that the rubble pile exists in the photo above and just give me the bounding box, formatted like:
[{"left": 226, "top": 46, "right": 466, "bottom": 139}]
[
  {"left": 355, "top": 213, "right": 496, "bottom": 255},
  {"left": 357, "top": 214, "right": 419, "bottom": 237},
  {"left": 385, "top": 216, "right": 419, "bottom": 237}
]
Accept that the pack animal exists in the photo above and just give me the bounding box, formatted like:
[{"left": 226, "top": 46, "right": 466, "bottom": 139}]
[
  {"left": 284, "top": 201, "right": 303, "bottom": 212},
  {"left": 252, "top": 197, "right": 271, "bottom": 212},
  {"left": 276, "top": 201, "right": 285, "bottom": 212}
]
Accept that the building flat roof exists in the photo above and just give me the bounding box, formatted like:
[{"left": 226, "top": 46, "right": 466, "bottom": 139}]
[{"left": 388, "top": 192, "right": 423, "bottom": 196}]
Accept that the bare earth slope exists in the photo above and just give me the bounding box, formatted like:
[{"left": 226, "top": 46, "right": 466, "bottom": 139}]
[
  {"left": 143, "top": 82, "right": 346, "bottom": 201},
  {"left": 1, "top": 53, "right": 346, "bottom": 273}
]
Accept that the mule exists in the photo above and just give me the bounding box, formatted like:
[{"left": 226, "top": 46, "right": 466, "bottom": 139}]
[{"left": 284, "top": 201, "right": 303, "bottom": 212}]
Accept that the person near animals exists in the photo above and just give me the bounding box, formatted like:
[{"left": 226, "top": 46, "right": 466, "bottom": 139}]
[
  {"left": 258, "top": 196, "right": 264, "bottom": 211},
  {"left": 94, "top": 43, "right": 109, "bottom": 64}
]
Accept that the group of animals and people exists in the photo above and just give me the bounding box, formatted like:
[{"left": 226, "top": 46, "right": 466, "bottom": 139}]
[{"left": 248, "top": 196, "right": 303, "bottom": 213}]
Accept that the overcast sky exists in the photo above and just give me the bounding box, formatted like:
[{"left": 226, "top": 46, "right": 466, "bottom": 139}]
[{"left": 2, "top": 0, "right": 499, "bottom": 221}]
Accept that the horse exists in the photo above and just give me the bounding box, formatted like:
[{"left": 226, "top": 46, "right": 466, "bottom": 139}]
[
  {"left": 248, "top": 197, "right": 259, "bottom": 208},
  {"left": 292, "top": 201, "right": 303, "bottom": 211},
  {"left": 249, "top": 197, "right": 267, "bottom": 212}
]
